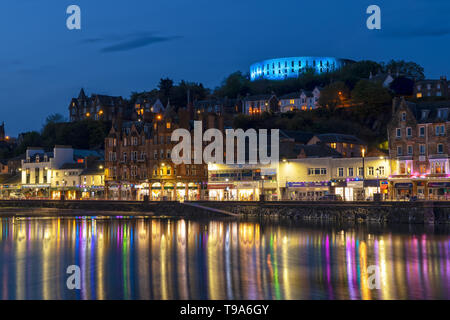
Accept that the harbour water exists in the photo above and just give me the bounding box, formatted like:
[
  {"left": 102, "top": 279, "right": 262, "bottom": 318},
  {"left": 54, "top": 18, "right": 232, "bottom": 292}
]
[{"left": 0, "top": 212, "right": 449, "bottom": 300}]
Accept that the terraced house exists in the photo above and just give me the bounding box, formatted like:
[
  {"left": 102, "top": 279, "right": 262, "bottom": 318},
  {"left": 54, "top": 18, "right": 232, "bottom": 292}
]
[
  {"left": 388, "top": 97, "right": 450, "bottom": 200},
  {"left": 105, "top": 103, "right": 221, "bottom": 201}
]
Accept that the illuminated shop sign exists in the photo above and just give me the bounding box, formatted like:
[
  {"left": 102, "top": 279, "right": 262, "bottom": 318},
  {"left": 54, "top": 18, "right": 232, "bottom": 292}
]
[{"left": 286, "top": 181, "right": 330, "bottom": 188}]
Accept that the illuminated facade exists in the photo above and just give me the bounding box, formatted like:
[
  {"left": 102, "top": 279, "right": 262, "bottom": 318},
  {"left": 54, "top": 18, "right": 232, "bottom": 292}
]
[
  {"left": 105, "top": 104, "right": 223, "bottom": 201},
  {"left": 279, "top": 87, "right": 321, "bottom": 112},
  {"left": 278, "top": 156, "right": 391, "bottom": 201},
  {"left": 207, "top": 163, "right": 278, "bottom": 201},
  {"left": 250, "top": 56, "right": 354, "bottom": 81},
  {"left": 388, "top": 97, "right": 450, "bottom": 200}
]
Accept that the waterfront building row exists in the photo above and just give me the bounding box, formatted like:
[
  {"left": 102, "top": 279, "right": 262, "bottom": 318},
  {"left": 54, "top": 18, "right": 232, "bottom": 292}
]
[
  {"left": 207, "top": 156, "right": 391, "bottom": 201},
  {"left": 0, "top": 146, "right": 104, "bottom": 200}
]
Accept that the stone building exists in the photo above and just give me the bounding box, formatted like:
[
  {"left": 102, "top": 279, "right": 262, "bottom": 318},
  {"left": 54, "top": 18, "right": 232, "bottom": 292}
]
[
  {"left": 388, "top": 97, "right": 450, "bottom": 199},
  {"left": 69, "top": 88, "right": 131, "bottom": 122},
  {"left": 414, "top": 76, "right": 449, "bottom": 99},
  {"left": 104, "top": 102, "right": 223, "bottom": 201}
]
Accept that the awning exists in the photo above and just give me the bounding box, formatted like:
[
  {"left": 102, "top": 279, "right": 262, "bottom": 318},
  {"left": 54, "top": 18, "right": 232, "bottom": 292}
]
[
  {"left": 363, "top": 180, "right": 381, "bottom": 187},
  {"left": 428, "top": 182, "right": 450, "bottom": 188},
  {"left": 287, "top": 181, "right": 330, "bottom": 188},
  {"left": 207, "top": 184, "right": 234, "bottom": 189},
  {"left": 395, "top": 183, "right": 413, "bottom": 189}
]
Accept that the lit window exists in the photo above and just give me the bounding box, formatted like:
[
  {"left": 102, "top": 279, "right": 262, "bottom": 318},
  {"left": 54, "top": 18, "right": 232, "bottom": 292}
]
[
  {"left": 416, "top": 93, "right": 422, "bottom": 98},
  {"left": 348, "top": 167, "right": 354, "bottom": 176}
]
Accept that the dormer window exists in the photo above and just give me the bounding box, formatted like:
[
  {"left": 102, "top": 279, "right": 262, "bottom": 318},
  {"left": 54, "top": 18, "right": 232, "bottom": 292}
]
[
  {"left": 437, "top": 108, "right": 448, "bottom": 119},
  {"left": 421, "top": 110, "right": 429, "bottom": 120}
]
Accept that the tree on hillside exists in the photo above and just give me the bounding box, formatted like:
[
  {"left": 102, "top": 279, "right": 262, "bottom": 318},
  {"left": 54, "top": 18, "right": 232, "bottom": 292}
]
[
  {"left": 383, "top": 60, "right": 425, "bottom": 80},
  {"left": 351, "top": 80, "right": 392, "bottom": 106},
  {"left": 214, "top": 71, "right": 250, "bottom": 98},
  {"left": 45, "top": 113, "right": 66, "bottom": 125},
  {"left": 172, "top": 80, "right": 209, "bottom": 106},
  {"left": 14, "top": 131, "right": 43, "bottom": 155},
  {"left": 158, "top": 78, "right": 174, "bottom": 104},
  {"left": 318, "top": 81, "right": 350, "bottom": 110},
  {"left": 341, "top": 60, "right": 382, "bottom": 79}
]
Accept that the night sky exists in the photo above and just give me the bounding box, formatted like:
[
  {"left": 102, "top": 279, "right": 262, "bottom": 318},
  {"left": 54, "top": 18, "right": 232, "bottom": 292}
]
[{"left": 1, "top": 0, "right": 449, "bottom": 136}]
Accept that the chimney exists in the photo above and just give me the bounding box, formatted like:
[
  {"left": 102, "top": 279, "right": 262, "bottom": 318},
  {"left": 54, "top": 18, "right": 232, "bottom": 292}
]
[{"left": 392, "top": 97, "right": 400, "bottom": 114}]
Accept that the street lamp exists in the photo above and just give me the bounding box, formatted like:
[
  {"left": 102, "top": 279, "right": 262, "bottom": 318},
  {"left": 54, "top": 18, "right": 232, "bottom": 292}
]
[
  {"left": 376, "top": 167, "right": 381, "bottom": 194},
  {"left": 261, "top": 175, "right": 265, "bottom": 201},
  {"left": 362, "top": 148, "right": 366, "bottom": 200}
]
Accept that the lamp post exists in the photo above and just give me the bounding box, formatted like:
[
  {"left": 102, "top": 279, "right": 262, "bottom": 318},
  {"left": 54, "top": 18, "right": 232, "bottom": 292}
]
[
  {"left": 362, "top": 148, "right": 366, "bottom": 200},
  {"left": 261, "top": 175, "right": 265, "bottom": 201},
  {"left": 376, "top": 168, "right": 380, "bottom": 194}
]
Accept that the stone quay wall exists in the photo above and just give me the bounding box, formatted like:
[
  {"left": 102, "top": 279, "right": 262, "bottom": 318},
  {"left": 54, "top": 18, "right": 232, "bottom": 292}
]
[{"left": 0, "top": 200, "right": 449, "bottom": 224}]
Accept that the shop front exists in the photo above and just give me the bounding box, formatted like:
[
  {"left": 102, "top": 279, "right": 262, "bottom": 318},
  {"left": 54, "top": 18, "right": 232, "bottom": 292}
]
[
  {"left": 285, "top": 181, "right": 331, "bottom": 201},
  {"left": 207, "top": 183, "right": 235, "bottom": 201},
  {"left": 393, "top": 182, "right": 413, "bottom": 200},
  {"left": 80, "top": 186, "right": 105, "bottom": 200},
  {"left": 106, "top": 184, "right": 120, "bottom": 200},
  {"left": 22, "top": 184, "right": 51, "bottom": 199},
  {"left": 427, "top": 182, "right": 450, "bottom": 200},
  {"left": 236, "top": 182, "right": 259, "bottom": 201},
  {"left": 363, "top": 179, "right": 384, "bottom": 200}
]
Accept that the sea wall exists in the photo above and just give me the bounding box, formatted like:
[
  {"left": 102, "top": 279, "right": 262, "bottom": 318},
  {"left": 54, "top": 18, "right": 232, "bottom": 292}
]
[
  {"left": 196, "top": 201, "right": 448, "bottom": 224},
  {"left": 0, "top": 200, "right": 449, "bottom": 224}
]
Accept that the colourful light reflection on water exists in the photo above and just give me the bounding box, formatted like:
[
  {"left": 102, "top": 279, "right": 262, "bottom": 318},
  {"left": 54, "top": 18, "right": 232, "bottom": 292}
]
[{"left": 0, "top": 216, "right": 449, "bottom": 300}]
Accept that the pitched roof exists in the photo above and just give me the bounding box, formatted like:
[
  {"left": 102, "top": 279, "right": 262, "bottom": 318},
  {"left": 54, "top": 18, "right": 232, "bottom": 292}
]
[
  {"left": 279, "top": 92, "right": 300, "bottom": 100},
  {"left": 297, "top": 145, "right": 343, "bottom": 158},
  {"left": 279, "top": 130, "right": 314, "bottom": 144},
  {"left": 74, "top": 149, "right": 104, "bottom": 160},
  {"left": 243, "top": 94, "right": 277, "bottom": 101},
  {"left": 414, "top": 101, "right": 450, "bottom": 123},
  {"left": 60, "top": 163, "right": 85, "bottom": 170},
  {"left": 312, "top": 133, "right": 366, "bottom": 145},
  {"left": 0, "top": 174, "right": 21, "bottom": 185}
]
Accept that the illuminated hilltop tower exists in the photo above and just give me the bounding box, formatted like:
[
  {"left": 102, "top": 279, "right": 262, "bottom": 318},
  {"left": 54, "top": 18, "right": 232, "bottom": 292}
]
[{"left": 250, "top": 56, "right": 354, "bottom": 81}]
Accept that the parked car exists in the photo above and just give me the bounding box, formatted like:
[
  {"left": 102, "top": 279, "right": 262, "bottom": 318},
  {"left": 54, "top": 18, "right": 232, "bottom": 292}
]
[
  {"left": 318, "top": 194, "right": 343, "bottom": 201},
  {"left": 9, "top": 193, "right": 25, "bottom": 200}
]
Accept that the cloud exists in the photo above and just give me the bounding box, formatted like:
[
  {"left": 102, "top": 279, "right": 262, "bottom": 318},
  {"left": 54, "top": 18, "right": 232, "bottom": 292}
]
[{"left": 81, "top": 32, "right": 181, "bottom": 53}]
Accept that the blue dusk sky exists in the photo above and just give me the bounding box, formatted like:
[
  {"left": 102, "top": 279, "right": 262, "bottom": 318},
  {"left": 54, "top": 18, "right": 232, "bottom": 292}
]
[{"left": 0, "top": 0, "right": 449, "bottom": 135}]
